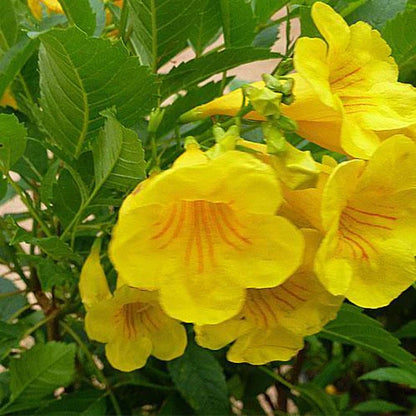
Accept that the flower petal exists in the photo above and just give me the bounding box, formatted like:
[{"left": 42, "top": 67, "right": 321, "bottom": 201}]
[
  {"left": 149, "top": 315, "right": 187, "bottom": 361},
  {"left": 106, "top": 336, "right": 152, "bottom": 372},
  {"left": 227, "top": 328, "right": 303, "bottom": 365}
]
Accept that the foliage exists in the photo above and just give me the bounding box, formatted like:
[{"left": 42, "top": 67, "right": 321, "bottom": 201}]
[{"left": 0, "top": 0, "right": 415, "bottom": 415}]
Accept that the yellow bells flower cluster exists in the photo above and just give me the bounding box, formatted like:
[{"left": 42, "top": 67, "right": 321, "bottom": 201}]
[
  {"left": 284, "top": 136, "right": 416, "bottom": 308},
  {"left": 195, "top": 230, "right": 343, "bottom": 365},
  {"left": 180, "top": 3, "right": 416, "bottom": 159},
  {"left": 110, "top": 143, "right": 305, "bottom": 325},
  {"left": 79, "top": 242, "right": 187, "bottom": 372}
]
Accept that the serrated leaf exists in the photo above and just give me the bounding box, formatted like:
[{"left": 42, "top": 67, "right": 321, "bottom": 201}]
[
  {"left": 93, "top": 111, "right": 146, "bottom": 193},
  {"left": 0, "top": 342, "right": 76, "bottom": 414},
  {"left": 168, "top": 340, "right": 230, "bottom": 415},
  {"left": 127, "top": 0, "right": 204, "bottom": 71},
  {"left": 34, "top": 389, "right": 107, "bottom": 416},
  {"left": 360, "top": 367, "right": 416, "bottom": 388},
  {"left": 383, "top": 9, "right": 416, "bottom": 82},
  {"left": 38, "top": 26, "right": 157, "bottom": 158},
  {"left": 220, "top": 0, "right": 257, "bottom": 47},
  {"left": 353, "top": 399, "right": 406, "bottom": 413},
  {"left": 40, "top": 159, "right": 60, "bottom": 205},
  {"left": 188, "top": 0, "right": 222, "bottom": 56},
  {"left": 346, "top": 0, "right": 406, "bottom": 29},
  {"left": 58, "top": 0, "right": 96, "bottom": 36},
  {"left": 160, "top": 47, "right": 281, "bottom": 99},
  {"left": 0, "top": 114, "right": 27, "bottom": 174},
  {"left": 0, "top": 0, "right": 18, "bottom": 52},
  {"left": 0, "top": 36, "right": 39, "bottom": 99},
  {"left": 319, "top": 304, "right": 416, "bottom": 375}
]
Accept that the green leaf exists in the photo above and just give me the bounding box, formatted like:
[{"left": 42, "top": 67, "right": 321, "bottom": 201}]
[
  {"left": 360, "top": 367, "right": 416, "bottom": 389},
  {"left": 394, "top": 319, "right": 416, "bottom": 338},
  {"left": 0, "top": 0, "right": 18, "bottom": 52},
  {"left": 159, "top": 78, "right": 231, "bottom": 136},
  {"left": 38, "top": 26, "right": 157, "bottom": 158},
  {"left": 13, "top": 137, "right": 48, "bottom": 182},
  {"left": 0, "top": 279, "right": 26, "bottom": 321},
  {"left": 188, "top": 0, "right": 222, "bottom": 56},
  {"left": 11, "top": 226, "right": 81, "bottom": 263},
  {"left": 127, "top": 0, "right": 204, "bottom": 71},
  {"left": 345, "top": 0, "right": 407, "bottom": 29},
  {"left": 0, "top": 342, "right": 76, "bottom": 414},
  {"left": 383, "top": 9, "right": 416, "bottom": 82},
  {"left": 168, "top": 340, "right": 230, "bottom": 415},
  {"left": 36, "top": 258, "right": 74, "bottom": 291},
  {"left": 254, "top": 0, "right": 289, "bottom": 24},
  {"left": 35, "top": 389, "right": 107, "bottom": 415},
  {"left": 220, "top": 0, "right": 257, "bottom": 47},
  {"left": 0, "top": 177, "right": 6, "bottom": 201},
  {"left": 58, "top": 0, "right": 97, "bottom": 36},
  {"left": 52, "top": 169, "right": 82, "bottom": 227},
  {"left": 93, "top": 110, "right": 146, "bottom": 193},
  {"left": 353, "top": 399, "right": 406, "bottom": 413},
  {"left": 0, "top": 321, "right": 25, "bottom": 359},
  {"left": 0, "top": 36, "right": 39, "bottom": 99},
  {"left": 160, "top": 47, "right": 281, "bottom": 99},
  {"left": 319, "top": 304, "right": 416, "bottom": 375},
  {"left": 0, "top": 114, "right": 27, "bottom": 174}
]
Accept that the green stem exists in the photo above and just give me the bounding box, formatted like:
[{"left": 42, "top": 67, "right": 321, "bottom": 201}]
[
  {"left": 260, "top": 366, "right": 295, "bottom": 391},
  {"left": 23, "top": 311, "right": 58, "bottom": 338},
  {"left": 0, "top": 290, "right": 24, "bottom": 300},
  {"left": 6, "top": 174, "right": 52, "bottom": 237},
  {"left": 150, "top": 0, "right": 158, "bottom": 73},
  {"left": 119, "top": 0, "right": 129, "bottom": 42},
  {"left": 60, "top": 321, "right": 122, "bottom": 416}
]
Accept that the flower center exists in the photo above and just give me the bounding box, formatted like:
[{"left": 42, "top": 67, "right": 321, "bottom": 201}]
[
  {"left": 117, "top": 302, "right": 158, "bottom": 339},
  {"left": 150, "top": 200, "right": 252, "bottom": 273},
  {"left": 244, "top": 280, "right": 309, "bottom": 329},
  {"left": 337, "top": 204, "right": 397, "bottom": 261}
]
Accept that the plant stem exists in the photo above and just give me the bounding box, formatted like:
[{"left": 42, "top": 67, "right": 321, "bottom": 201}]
[
  {"left": 61, "top": 321, "right": 122, "bottom": 416},
  {"left": 260, "top": 366, "right": 295, "bottom": 391},
  {"left": 5, "top": 174, "right": 52, "bottom": 237}
]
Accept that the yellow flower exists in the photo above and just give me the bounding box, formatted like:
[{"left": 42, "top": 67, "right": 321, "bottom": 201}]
[
  {"left": 181, "top": 3, "right": 416, "bottom": 160},
  {"left": 292, "top": 2, "right": 416, "bottom": 159},
  {"left": 28, "top": 0, "right": 64, "bottom": 18},
  {"left": 0, "top": 88, "right": 17, "bottom": 110},
  {"left": 80, "top": 243, "right": 187, "bottom": 372},
  {"left": 110, "top": 144, "right": 304, "bottom": 325},
  {"left": 315, "top": 135, "right": 416, "bottom": 307},
  {"left": 195, "top": 230, "right": 343, "bottom": 365}
]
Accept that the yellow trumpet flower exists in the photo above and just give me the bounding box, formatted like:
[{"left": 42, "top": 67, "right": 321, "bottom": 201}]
[
  {"left": 195, "top": 230, "right": 343, "bottom": 365},
  {"left": 110, "top": 144, "right": 304, "bottom": 325},
  {"left": 80, "top": 243, "right": 187, "bottom": 372},
  {"left": 181, "top": 3, "right": 416, "bottom": 159},
  {"left": 315, "top": 135, "right": 416, "bottom": 307}
]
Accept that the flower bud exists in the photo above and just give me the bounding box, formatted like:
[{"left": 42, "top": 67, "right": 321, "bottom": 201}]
[{"left": 244, "top": 85, "right": 282, "bottom": 117}]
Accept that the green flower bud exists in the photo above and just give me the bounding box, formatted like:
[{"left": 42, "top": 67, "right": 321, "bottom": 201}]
[
  {"left": 244, "top": 85, "right": 282, "bottom": 117},
  {"left": 262, "top": 122, "right": 287, "bottom": 154}
]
